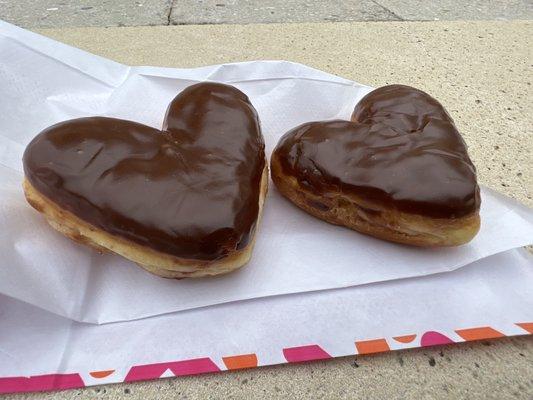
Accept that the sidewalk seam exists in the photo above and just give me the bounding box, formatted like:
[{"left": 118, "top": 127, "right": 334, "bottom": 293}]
[
  {"left": 370, "top": 0, "right": 404, "bottom": 21},
  {"left": 166, "top": 0, "right": 175, "bottom": 26}
]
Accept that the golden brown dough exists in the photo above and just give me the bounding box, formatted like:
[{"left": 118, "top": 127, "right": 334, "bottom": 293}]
[
  {"left": 271, "top": 157, "right": 479, "bottom": 247},
  {"left": 23, "top": 166, "right": 268, "bottom": 278}
]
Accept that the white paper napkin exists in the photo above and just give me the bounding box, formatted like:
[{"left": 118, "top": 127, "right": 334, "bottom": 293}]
[
  {"left": 1, "top": 20, "right": 532, "bottom": 324},
  {"left": 1, "top": 248, "right": 532, "bottom": 381}
]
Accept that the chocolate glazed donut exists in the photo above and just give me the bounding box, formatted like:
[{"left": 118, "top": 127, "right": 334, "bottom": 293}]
[
  {"left": 23, "top": 82, "right": 268, "bottom": 278},
  {"left": 271, "top": 85, "right": 480, "bottom": 247}
]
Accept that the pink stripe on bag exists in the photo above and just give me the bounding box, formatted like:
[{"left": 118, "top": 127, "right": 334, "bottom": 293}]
[
  {"left": 420, "top": 331, "right": 455, "bottom": 347},
  {"left": 124, "top": 358, "right": 220, "bottom": 382},
  {"left": 0, "top": 373, "right": 84, "bottom": 394},
  {"left": 283, "top": 345, "right": 332, "bottom": 363}
]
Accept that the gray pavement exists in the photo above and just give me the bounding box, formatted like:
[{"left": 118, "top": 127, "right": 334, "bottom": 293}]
[
  {"left": 1, "top": 0, "right": 532, "bottom": 28},
  {"left": 377, "top": 0, "right": 533, "bottom": 21},
  {"left": 0, "top": 0, "right": 171, "bottom": 28},
  {"left": 170, "top": 0, "right": 400, "bottom": 24}
]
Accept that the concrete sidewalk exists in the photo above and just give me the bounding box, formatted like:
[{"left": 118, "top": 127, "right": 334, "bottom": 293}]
[
  {"left": 1, "top": 0, "right": 532, "bottom": 28},
  {"left": 4, "top": 18, "right": 533, "bottom": 400}
]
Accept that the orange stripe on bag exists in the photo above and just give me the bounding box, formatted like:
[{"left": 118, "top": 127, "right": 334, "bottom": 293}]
[
  {"left": 355, "top": 338, "right": 390, "bottom": 354},
  {"left": 222, "top": 354, "right": 258, "bottom": 370},
  {"left": 455, "top": 327, "right": 504, "bottom": 341}
]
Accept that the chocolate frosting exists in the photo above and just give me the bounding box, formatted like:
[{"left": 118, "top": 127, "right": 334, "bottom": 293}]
[
  {"left": 23, "top": 82, "right": 265, "bottom": 260},
  {"left": 273, "top": 85, "right": 480, "bottom": 218}
]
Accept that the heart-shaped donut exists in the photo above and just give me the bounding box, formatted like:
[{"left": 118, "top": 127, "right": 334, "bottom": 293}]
[
  {"left": 271, "top": 85, "right": 480, "bottom": 246},
  {"left": 23, "top": 83, "right": 267, "bottom": 278}
]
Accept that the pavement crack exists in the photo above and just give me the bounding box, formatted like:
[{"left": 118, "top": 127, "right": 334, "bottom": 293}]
[
  {"left": 370, "top": 0, "right": 404, "bottom": 21},
  {"left": 166, "top": 0, "right": 175, "bottom": 25}
]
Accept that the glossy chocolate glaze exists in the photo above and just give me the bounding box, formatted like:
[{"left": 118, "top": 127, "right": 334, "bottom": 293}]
[
  {"left": 273, "top": 85, "right": 480, "bottom": 218},
  {"left": 23, "top": 83, "right": 265, "bottom": 260}
]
